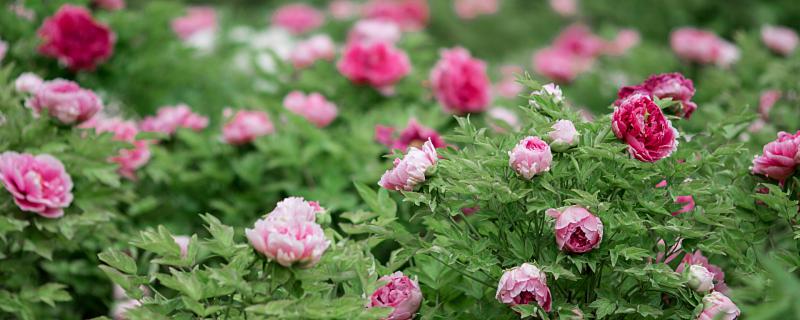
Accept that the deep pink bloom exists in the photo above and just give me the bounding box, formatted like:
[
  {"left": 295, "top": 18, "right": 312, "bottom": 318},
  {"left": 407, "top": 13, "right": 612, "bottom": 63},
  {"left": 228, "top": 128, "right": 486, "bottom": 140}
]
[
  {"left": 495, "top": 263, "right": 552, "bottom": 312},
  {"left": 655, "top": 180, "right": 668, "bottom": 188},
  {"left": 171, "top": 7, "right": 217, "bottom": 40},
  {"left": 368, "top": 272, "right": 423, "bottom": 320},
  {"left": 761, "top": 25, "right": 798, "bottom": 56},
  {"left": 670, "top": 28, "right": 739, "bottom": 67},
  {"left": 532, "top": 47, "right": 592, "bottom": 83},
  {"left": 617, "top": 73, "right": 697, "bottom": 119},
  {"left": 752, "top": 131, "right": 800, "bottom": 182},
  {"left": 453, "top": 0, "right": 499, "bottom": 20},
  {"left": 487, "top": 107, "right": 520, "bottom": 133},
  {"left": 552, "top": 24, "right": 606, "bottom": 58},
  {"left": 27, "top": 79, "right": 103, "bottom": 124},
  {"left": 546, "top": 206, "right": 603, "bottom": 253},
  {"left": 697, "top": 292, "right": 740, "bottom": 320},
  {"left": 94, "top": 0, "right": 125, "bottom": 11},
  {"left": 611, "top": 94, "right": 678, "bottom": 162},
  {"left": 38, "top": 5, "right": 115, "bottom": 71},
  {"left": 494, "top": 65, "right": 524, "bottom": 99},
  {"left": 0, "top": 152, "right": 73, "bottom": 218},
  {"left": 347, "top": 19, "right": 402, "bottom": 45},
  {"left": 245, "top": 218, "right": 330, "bottom": 268},
  {"left": 758, "top": 90, "right": 781, "bottom": 120},
  {"left": 289, "top": 34, "right": 336, "bottom": 69},
  {"left": 283, "top": 91, "right": 338, "bottom": 128},
  {"left": 222, "top": 110, "right": 275, "bottom": 145},
  {"left": 140, "top": 104, "right": 208, "bottom": 136},
  {"left": 509, "top": 136, "right": 552, "bottom": 179},
  {"left": 173, "top": 235, "right": 190, "bottom": 258},
  {"left": 266, "top": 197, "right": 321, "bottom": 223},
  {"left": 430, "top": 47, "right": 491, "bottom": 114},
  {"left": 676, "top": 251, "right": 729, "bottom": 294},
  {"left": 363, "top": 0, "right": 429, "bottom": 32},
  {"left": 81, "top": 116, "right": 151, "bottom": 180},
  {"left": 461, "top": 206, "right": 479, "bottom": 216},
  {"left": 604, "top": 29, "right": 640, "bottom": 56},
  {"left": 337, "top": 41, "right": 411, "bottom": 92},
  {"left": 329, "top": 0, "right": 361, "bottom": 20},
  {"left": 271, "top": 4, "right": 324, "bottom": 35},
  {"left": 376, "top": 119, "right": 445, "bottom": 151},
  {"left": 548, "top": 0, "right": 577, "bottom": 17},
  {"left": 379, "top": 140, "right": 438, "bottom": 191},
  {"left": 672, "top": 195, "right": 695, "bottom": 216},
  {"left": 14, "top": 72, "right": 44, "bottom": 94},
  {"left": 548, "top": 119, "right": 579, "bottom": 151}
]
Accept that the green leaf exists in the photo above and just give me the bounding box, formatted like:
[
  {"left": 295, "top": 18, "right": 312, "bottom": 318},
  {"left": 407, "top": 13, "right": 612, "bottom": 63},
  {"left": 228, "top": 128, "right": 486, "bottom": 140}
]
[
  {"left": 98, "top": 249, "right": 138, "bottom": 274},
  {"left": 590, "top": 298, "right": 617, "bottom": 319}
]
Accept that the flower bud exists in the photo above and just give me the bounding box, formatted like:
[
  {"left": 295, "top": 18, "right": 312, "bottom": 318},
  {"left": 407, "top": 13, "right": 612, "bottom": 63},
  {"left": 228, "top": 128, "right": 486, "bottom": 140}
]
[
  {"left": 697, "top": 292, "right": 740, "bottom": 320},
  {"left": 547, "top": 206, "right": 603, "bottom": 253},
  {"left": 548, "top": 120, "right": 579, "bottom": 151},
  {"left": 686, "top": 264, "right": 714, "bottom": 292},
  {"left": 509, "top": 136, "right": 552, "bottom": 179},
  {"left": 368, "top": 272, "right": 423, "bottom": 320},
  {"left": 495, "top": 263, "right": 552, "bottom": 312}
]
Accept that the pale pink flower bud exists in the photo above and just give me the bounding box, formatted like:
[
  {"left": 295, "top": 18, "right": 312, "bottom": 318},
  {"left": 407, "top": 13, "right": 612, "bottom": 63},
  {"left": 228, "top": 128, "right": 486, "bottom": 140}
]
[
  {"left": 546, "top": 206, "right": 603, "bottom": 253},
  {"left": 368, "top": 272, "right": 423, "bottom": 320},
  {"left": 549, "top": 0, "right": 577, "bottom": 17},
  {"left": 379, "top": 140, "right": 438, "bottom": 191},
  {"left": 686, "top": 264, "right": 714, "bottom": 292},
  {"left": 348, "top": 19, "right": 401, "bottom": 45},
  {"left": 265, "top": 197, "right": 320, "bottom": 222},
  {"left": 283, "top": 91, "right": 338, "bottom": 128},
  {"left": 245, "top": 217, "right": 330, "bottom": 268},
  {"left": 0, "top": 152, "right": 73, "bottom": 218},
  {"left": 509, "top": 136, "right": 552, "bottom": 179},
  {"left": 14, "top": 72, "right": 43, "bottom": 94},
  {"left": 27, "top": 79, "right": 103, "bottom": 124},
  {"left": 430, "top": 47, "right": 491, "bottom": 114},
  {"left": 761, "top": 25, "right": 798, "bottom": 56},
  {"left": 495, "top": 263, "right": 552, "bottom": 312},
  {"left": 758, "top": 90, "right": 781, "bottom": 120},
  {"left": 222, "top": 110, "right": 275, "bottom": 145},
  {"left": 172, "top": 235, "right": 190, "bottom": 258},
  {"left": 676, "top": 251, "right": 729, "bottom": 294},
  {"left": 697, "top": 292, "right": 740, "bottom": 320},
  {"left": 271, "top": 4, "right": 324, "bottom": 35},
  {"left": 140, "top": 104, "right": 208, "bottom": 136},
  {"left": 548, "top": 119, "right": 579, "bottom": 151}
]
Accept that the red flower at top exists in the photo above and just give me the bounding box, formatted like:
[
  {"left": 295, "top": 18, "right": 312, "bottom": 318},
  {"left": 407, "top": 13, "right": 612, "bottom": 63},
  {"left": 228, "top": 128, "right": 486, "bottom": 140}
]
[{"left": 38, "top": 5, "right": 115, "bottom": 71}]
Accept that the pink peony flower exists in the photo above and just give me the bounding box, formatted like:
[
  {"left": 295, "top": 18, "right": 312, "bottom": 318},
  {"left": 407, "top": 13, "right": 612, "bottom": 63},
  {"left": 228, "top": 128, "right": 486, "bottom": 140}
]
[
  {"left": 670, "top": 28, "right": 739, "bottom": 67},
  {"left": 0, "top": 152, "right": 73, "bottom": 218},
  {"left": 329, "top": 0, "right": 361, "bottom": 20},
  {"left": 368, "top": 272, "right": 423, "bottom": 320},
  {"left": 271, "top": 4, "right": 324, "bottom": 35},
  {"left": 430, "top": 47, "right": 491, "bottom": 114},
  {"left": 697, "top": 292, "right": 740, "bottom": 320},
  {"left": 171, "top": 7, "right": 217, "bottom": 40},
  {"left": 611, "top": 94, "right": 678, "bottom": 162},
  {"left": 14, "top": 72, "right": 43, "bottom": 94},
  {"left": 453, "top": 0, "right": 499, "bottom": 20},
  {"left": 347, "top": 19, "right": 402, "bottom": 45},
  {"left": 289, "top": 34, "right": 336, "bottom": 69},
  {"left": 752, "top": 131, "right": 800, "bottom": 182},
  {"left": 655, "top": 180, "right": 668, "bottom": 188},
  {"left": 375, "top": 119, "right": 446, "bottom": 151},
  {"left": 676, "top": 251, "right": 729, "bottom": 294},
  {"left": 548, "top": 0, "right": 577, "bottom": 17},
  {"left": 546, "top": 206, "right": 603, "bottom": 253},
  {"left": 26, "top": 79, "right": 103, "bottom": 124},
  {"left": 495, "top": 263, "right": 552, "bottom": 312},
  {"left": 532, "top": 47, "right": 592, "bottom": 83},
  {"left": 494, "top": 65, "right": 524, "bottom": 99},
  {"left": 245, "top": 217, "right": 330, "bottom": 268},
  {"left": 605, "top": 29, "right": 640, "bottom": 56},
  {"left": 686, "top": 264, "right": 715, "bottom": 292},
  {"left": 283, "top": 91, "right": 338, "bottom": 128},
  {"left": 672, "top": 195, "right": 695, "bottom": 216},
  {"left": 548, "top": 119, "right": 579, "bottom": 151},
  {"left": 379, "top": 139, "right": 438, "bottom": 191},
  {"left": 222, "top": 110, "right": 275, "bottom": 145},
  {"left": 111, "top": 299, "right": 141, "bottom": 320},
  {"left": 172, "top": 235, "right": 190, "bottom": 258},
  {"left": 758, "top": 90, "right": 781, "bottom": 120},
  {"left": 94, "top": 0, "right": 125, "bottom": 11},
  {"left": 552, "top": 24, "right": 606, "bottom": 58},
  {"left": 140, "top": 104, "right": 208, "bottom": 136},
  {"left": 617, "top": 72, "right": 697, "bottom": 119},
  {"left": 487, "top": 107, "right": 520, "bottom": 133},
  {"left": 363, "top": 0, "right": 429, "bottom": 32},
  {"left": 81, "top": 116, "right": 151, "bottom": 180},
  {"left": 509, "top": 136, "right": 552, "bottom": 179},
  {"left": 38, "top": 5, "right": 115, "bottom": 71},
  {"left": 337, "top": 41, "right": 411, "bottom": 92},
  {"left": 761, "top": 25, "right": 798, "bottom": 56},
  {"left": 266, "top": 197, "right": 321, "bottom": 223}
]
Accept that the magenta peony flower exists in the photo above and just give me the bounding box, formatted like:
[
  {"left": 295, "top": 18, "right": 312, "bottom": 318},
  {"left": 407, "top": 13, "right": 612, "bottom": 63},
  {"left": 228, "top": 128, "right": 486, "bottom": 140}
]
[
  {"left": 546, "top": 206, "right": 603, "bottom": 253},
  {"left": 509, "top": 136, "right": 553, "bottom": 179},
  {"left": 697, "top": 292, "right": 740, "bottom": 320},
  {"left": 548, "top": 0, "right": 577, "bottom": 17},
  {"left": 430, "top": 47, "right": 491, "bottom": 114},
  {"left": 266, "top": 197, "right": 322, "bottom": 223},
  {"left": 329, "top": 0, "right": 361, "bottom": 20},
  {"left": 494, "top": 65, "right": 524, "bottom": 99},
  {"left": 453, "top": 0, "right": 499, "bottom": 20},
  {"left": 752, "top": 131, "right": 800, "bottom": 182},
  {"left": 552, "top": 24, "right": 606, "bottom": 58},
  {"left": 38, "top": 5, "right": 115, "bottom": 71},
  {"left": 26, "top": 79, "right": 103, "bottom": 125},
  {"left": 379, "top": 139, "right": 438, "bottom": 191},
  {"left": 0, "top": 152, "right": 73, "bottom": 218},
  {"left": 672, "top": 195, "right": 695, "bottom": 216},
  {"left": 94, "top": 0, "right": 125, "bottom": 11},
  {"left": 171, "top": 7, "right": 217, "bottom": 41},
  {"left": 347, "top": 19, "right": 402, "bottom": 45},
  {"left": 761, "top": 25, "right": 798, "bottom": 56},
  {"left": 110, "top": 299, "right": 141, "bottom": 320},
  {"left": 670, "top": 28, "right": 739, "bottom": 67},
  {"left": 548, "top": 119, "right": 579, "bottom": 151},
  {"left": 337, "top": 41, "right": 411, "bottom": 93},
  {"left": 271, "top": 4, "right": 324, "bottom": 35},
  {"left": 758, "top": 90, "right": 781, "bottom": 120},
  {"left": 617, "top": 72, "right": 697, "bottom": 119},
  {"left": 495, "top": 263, "right": 552, "bottom": 312},
  {"left": 532, "top": 47, "right": 593, "bottom": 84},
  {"left": 604, "top": 29, "right": 640, "bottom": 56},
  {"left": 222, "top": 110, "right": 275, "bottom": 145},
  {"left": 172, "top": 235, "right": 190, "bottom": 258},
  {"left": 368, "top": 272, "right": 423, "bottom": 320},
  {"left": 686, "top": 264, "right": 715, "bottom": 292},
  {"left": 283, "top": 91, "right": 338, "bottom": 128},
  {"left": 375, "top": 119, "right": 445, "bottom": 151},
  {"left": 14, "top": 72, "right": 43, "bottom": 94},
  {"left": 140, "top": 104, "right": 208, "bottom": 136},
  {"left": 81, "top": 116, "right": 151, "bottom": 180},
  {"left": 289, "top": 34, "right": 336, "bottom": 69},
  {"left": 612, "top": 94, "right": 678, "bottom": 162},
  {"left": 245, "top": 217, "right": 330, "bottom": 268},
  {"left": 487, "top": 107, "right": 520, "bottom": 133},
  {"left": 363, "top": 0, "right": 429, "bottom": 32},
  {"left": 676, "top": 251, "right": 729, "bottom": 294}
]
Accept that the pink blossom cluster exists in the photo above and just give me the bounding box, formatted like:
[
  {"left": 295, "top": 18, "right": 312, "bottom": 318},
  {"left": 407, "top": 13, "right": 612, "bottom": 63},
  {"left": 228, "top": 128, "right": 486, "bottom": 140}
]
[
  {"left": 337, "top": 41, "right": 411, "bottom": 94},
  {"left": 140, "top": 104, "right": 209, "bottom": 136},
  {"left": 453, "top": 0, "right": 499, "bottom": 20},
  {"left": 670, "top": 28, "right": 739, "bottom": 67},
  {"left": 429, "top": 47, "right": 491, "bottom": 114},
  {"left": 616, "top": 72, "right": 698, "bottom": 119},
  {"left": 761, "top": 25, "right": 798, "bottom": 56},
  {"left": 171, "top": 6, "right": 218, "bottom": 41},
  {"left": 362, "top": 0, "right": 429, "bottom": 32},
  {"left": 375, "top": 119, "right": 445, "bottom": 152},
  {"left": 81, "top": 116, "right": 152, "bottom": 180},
  {"left": 368, "top": 272, "right": 423, "bottom": 320},
  {"left": 752, "top": 130, "right": 800, "bottom": 183},
  {"left": 289, "top": 35, "right": 336, "bottom": 69},
  {"left": 271, "top": 4, "right": 324, "bottom": 35},
  {"left": 25, "top": 79, "right": 103, "bottom": 124},
  {"left": 347, "top": 19, "right": 402, "bottom": 45},
  {"left": 222, "top": 109, "right": 275, "bottom": 145},
  {"left": 282, "top": 91, "right": 338, "bottom": 128}
]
